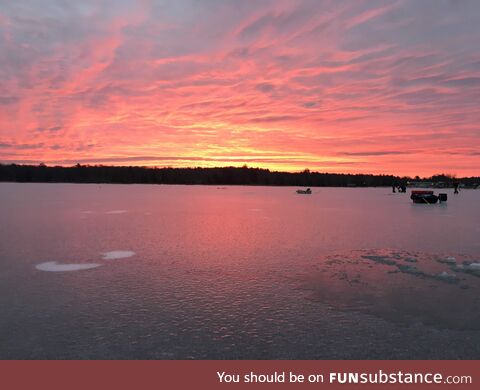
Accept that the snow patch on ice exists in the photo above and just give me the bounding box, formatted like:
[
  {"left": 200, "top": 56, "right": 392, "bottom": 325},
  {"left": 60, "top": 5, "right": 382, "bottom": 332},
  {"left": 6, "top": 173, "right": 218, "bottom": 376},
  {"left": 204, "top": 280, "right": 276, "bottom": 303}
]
[
  {"left": 36, "top": 261, "right": 101, "bottom": 272},
  {"left": 466, "top": 263, "right": 480, "bottom": 270},
  {"left": 436, "top": 271, "right": 457, "bottom": 281},
  {"left": 105, "top": 210, "right": 128, "bottom": 214},
  {"left": 443, "top": 256, "right": 457, "bottom": 264},
  {"left": 451, "top": 262, "right": 480, "bottom": 276},
  {"left": 102, "top": 250, "right": 135, "bottom": 260}
]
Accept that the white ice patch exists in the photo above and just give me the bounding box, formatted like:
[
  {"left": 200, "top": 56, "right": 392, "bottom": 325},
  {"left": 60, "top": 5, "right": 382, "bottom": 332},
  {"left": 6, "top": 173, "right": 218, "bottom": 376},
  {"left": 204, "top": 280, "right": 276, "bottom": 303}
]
[
  {"left": 102, "top": 250, "right": 135, "bottom": 260},
  {"left": 437, "top": 271, "right": 456, "bottom": 280},
  {"left": 36, "top": 261, "right": 101, "bottom": 272},
  {"left": 466, "top": 263, "right": 480, "bottom": 270},
  {"left": 444, "top": 256, "right": 457, "bottom": 264},
  {"left": 105, "top": 210, "right": 128, "bottom": 214}
]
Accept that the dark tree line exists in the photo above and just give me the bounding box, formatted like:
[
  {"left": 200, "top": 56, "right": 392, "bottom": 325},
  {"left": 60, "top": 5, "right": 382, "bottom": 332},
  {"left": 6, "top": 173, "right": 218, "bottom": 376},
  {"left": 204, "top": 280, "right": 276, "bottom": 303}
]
[{"left": 0, "top": 164, "right": 478, "bottom": 187}]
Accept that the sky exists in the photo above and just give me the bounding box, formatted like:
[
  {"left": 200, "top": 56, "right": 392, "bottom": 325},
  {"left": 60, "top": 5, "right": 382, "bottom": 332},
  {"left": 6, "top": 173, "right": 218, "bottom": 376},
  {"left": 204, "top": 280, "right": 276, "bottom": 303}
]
[{"left": 0, "top": 0, "right": 479, "bottom": 176}]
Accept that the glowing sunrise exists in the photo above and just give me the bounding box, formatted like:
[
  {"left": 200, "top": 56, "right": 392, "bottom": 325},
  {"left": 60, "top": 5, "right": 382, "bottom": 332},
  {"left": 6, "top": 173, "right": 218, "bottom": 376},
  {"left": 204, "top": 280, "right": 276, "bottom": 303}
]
[{"left": 1, "top": 0, "right": 479, "bottom": 176}]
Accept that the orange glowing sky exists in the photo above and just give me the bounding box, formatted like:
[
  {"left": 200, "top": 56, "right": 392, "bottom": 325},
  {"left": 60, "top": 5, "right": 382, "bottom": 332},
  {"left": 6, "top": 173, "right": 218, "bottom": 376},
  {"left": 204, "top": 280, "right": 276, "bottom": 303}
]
[{"left": 1, "top": 0, "right": 479, "bottom": 176}]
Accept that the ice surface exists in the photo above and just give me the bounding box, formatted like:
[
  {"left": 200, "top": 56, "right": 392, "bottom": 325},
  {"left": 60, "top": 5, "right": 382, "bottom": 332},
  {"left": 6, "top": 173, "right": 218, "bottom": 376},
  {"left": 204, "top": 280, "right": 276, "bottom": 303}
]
[
  {"left": 101, "top": 250, "right": 135, "bottom": 260},
  {"left": 1, "top": 184, "right": 479, "bottom": 359},
  {"left": 36, "top": 261, "right": 101, "bottom": 272}
]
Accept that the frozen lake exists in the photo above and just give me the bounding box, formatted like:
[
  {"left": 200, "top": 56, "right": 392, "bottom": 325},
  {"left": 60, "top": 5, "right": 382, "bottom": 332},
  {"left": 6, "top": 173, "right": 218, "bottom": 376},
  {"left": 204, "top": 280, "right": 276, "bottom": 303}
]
[{"left": 0, "top": 183, "right": 479, "bottom": 359}]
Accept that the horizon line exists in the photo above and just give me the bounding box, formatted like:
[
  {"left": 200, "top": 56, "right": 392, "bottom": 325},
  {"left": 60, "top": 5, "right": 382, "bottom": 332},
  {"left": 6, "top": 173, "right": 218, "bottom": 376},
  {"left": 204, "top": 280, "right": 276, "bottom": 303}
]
[{"left": 1, "top": 162, "right": 477, "bottom": 180}]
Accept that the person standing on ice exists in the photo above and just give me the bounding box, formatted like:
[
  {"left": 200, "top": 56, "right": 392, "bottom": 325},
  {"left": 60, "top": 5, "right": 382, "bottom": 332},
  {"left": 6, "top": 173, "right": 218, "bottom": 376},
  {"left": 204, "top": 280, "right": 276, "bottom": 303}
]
[{"left": 453, "top": 182, "right": 459, "bottom": 194}]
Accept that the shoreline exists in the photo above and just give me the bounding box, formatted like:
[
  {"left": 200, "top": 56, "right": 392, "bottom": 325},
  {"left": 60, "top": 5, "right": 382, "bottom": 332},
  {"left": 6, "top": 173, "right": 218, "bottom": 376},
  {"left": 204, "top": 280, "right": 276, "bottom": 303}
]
[{"left": 1, "top": 164, "right": 478, "bottom": 188}]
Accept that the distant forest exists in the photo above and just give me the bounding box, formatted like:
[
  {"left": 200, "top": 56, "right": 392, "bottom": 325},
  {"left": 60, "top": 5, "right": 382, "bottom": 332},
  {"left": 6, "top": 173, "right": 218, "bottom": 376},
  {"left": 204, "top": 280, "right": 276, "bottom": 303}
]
[{"left": 0, "top": 164, "right": 478, "bottom": 187}]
